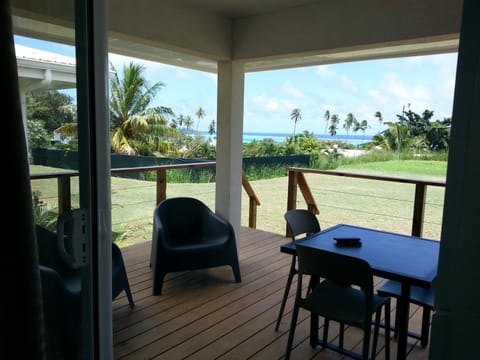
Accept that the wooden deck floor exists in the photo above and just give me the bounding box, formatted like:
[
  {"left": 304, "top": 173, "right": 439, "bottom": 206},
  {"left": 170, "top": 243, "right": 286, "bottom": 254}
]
[{"left": 113, "top": 227, "right": 431, "bottom": 360}]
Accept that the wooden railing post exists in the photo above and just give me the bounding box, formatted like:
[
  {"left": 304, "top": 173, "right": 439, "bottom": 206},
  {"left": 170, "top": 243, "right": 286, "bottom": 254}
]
[
  {"left": 286, "top": 169, "right": 319, "bottom": 237},
  {"left": 286, "top": 169, "right": 299, "bottom": 236},
  {"left": 287, "top": 169, "right": 298, "bottom": 212},
  {"left": 57, "top": 175, "right": 71, "bottom": 214},
  {"left": 242, "top": 174, "right": 260, "bottom": 228},
  {"left": 412, "top": 183, "right": 427, "bottom": 237},
  {"left": 156, "top": 168, "right": 167, "bottom": 205},
  {"left": 248, "top": 199, "right": 257, "bottom": 228},
  {"left": 297, "top": 172, "right": 319, "bottom": 215}
]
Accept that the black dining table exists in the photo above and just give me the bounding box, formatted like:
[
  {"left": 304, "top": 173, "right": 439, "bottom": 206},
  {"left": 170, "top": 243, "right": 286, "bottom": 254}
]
[{"left": 280, "top": 223, "right": 439, "bottom": 360}]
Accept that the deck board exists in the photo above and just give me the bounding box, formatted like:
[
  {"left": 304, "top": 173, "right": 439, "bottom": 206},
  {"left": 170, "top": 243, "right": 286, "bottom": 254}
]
[{"left": 113, "top": 227, "right": 431, "bottom": 359}]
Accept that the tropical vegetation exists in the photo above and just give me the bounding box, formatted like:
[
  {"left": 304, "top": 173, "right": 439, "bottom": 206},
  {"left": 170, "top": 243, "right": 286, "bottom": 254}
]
[{"left": 26, "top": 61, "right": 451, "bottom": 175}]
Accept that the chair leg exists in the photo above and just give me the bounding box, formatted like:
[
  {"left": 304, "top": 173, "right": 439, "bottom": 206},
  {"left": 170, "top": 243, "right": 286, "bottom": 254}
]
[
  {"left": 372, "top": 310, "right": 381, "bottom": 360},
  {"left": 394, "top": 299, "right": 400, "bottom": 339},
  {"left": 275, "top": 259, "right": 296, "bottom": 331},
  {"left": 322, "top": 318, "right": 329, "bottom": 349},
  {"left": 285, "top": 300, "right": 301, "bottom": 360},
  {"left": 339, "top": 322, "right": 344, "bottom": 349},
  {"left": 124, "top": 282, "right": 135, "bottom": 308},
  {"left": 385, "top": 300, "right": 391, "bottom": 360},
  {"left": 231, "top": 262, "right": 242, "bottom": 283},
  {"left": 420, "top": 307, "right": 432, "bottom": 347},
  {"left": 362, "top": 318, "right": 372, "bottom": 360},
  {"left": 153, "top": 271, "right": 166, "bottom": 296}
]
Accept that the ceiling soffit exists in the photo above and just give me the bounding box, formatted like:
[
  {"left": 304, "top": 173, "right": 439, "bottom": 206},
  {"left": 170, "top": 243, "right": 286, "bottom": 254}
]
[{"left": 11, "top": 0, "right": 462, "bottom": 73}]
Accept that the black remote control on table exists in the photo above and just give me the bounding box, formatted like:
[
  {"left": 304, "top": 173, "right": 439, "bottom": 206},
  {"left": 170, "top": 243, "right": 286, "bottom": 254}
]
[{"left": 334, "top": 237, "right": 362, "bottom": 247}]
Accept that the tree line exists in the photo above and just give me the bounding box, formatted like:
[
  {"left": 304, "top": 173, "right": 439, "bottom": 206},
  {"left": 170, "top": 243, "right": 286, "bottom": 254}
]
[
  {"left": 27, "top": 61, "right": 451, "bottom": 162},
  {"left": 288, "top": 104, "right": 450, "bottom": 154}
]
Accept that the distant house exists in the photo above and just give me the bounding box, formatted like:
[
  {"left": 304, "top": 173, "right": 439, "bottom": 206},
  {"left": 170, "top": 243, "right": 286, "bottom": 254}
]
[{"left": 15, "top": 44, "right": 77, "bottom": 150}]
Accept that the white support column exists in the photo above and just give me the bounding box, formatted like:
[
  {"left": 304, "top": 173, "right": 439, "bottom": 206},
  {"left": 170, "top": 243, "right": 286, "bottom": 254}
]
[{"left": 215, "top": 61, "right": 245, "bottom": 243}]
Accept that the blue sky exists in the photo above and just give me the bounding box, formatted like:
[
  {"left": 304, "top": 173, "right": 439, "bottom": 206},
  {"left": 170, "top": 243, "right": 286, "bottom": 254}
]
[{"left": 15, "top": 35, "right": 458, "bottom": 136}]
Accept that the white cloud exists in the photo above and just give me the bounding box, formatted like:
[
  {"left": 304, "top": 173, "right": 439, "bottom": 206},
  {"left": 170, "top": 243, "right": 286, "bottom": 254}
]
[
  {"left": 284, "top": 101, "right": 297, "bottom": 110},
  {"left": 253, "top": 94, "right": 266, "bottom": 104},
  {"left": 281, "top": 82, "right": 304, "bottom": 98},
  {"left": 253, "top": 94, "right": 281, "bottom": 112},
  {"left": 321, "top": 104, "right": 337, "bottom": 112},
  {"left": 316, "top": 65, "right": 335, "bottom": 76},
  {"left": 340, "top": 75, "right": 358, "bottom": 92},
  {"left": 405, "top": 56, "right": 423, "bottom": 66},
  {"left": 368, "top": 89, "right": 389, "bottom": 107},
  {"left": 265, "top": 99, "right": 280, "bottom": 111},
  {"left": 381, "top": 72, "right": 431, "bottom": 107}
]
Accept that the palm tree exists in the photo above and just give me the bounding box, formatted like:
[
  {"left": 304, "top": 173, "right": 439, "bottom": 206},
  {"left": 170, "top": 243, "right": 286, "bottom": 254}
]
[
  {"left": 54, "top": 104, "right": 77, "bottom": 139},
  {"left": 343, "top": 113, "right": 356, "bottom": 141},
  {"left": 324, "top": 110, "right": 330, "bottom": 134},
  {"left": 328, "top": 114, "right": 340, "bottom": 136},
  {"left": 110, "top": 61, "right": 173, "bottom": 155},
  {"left": 208, "top": 119, "right": 216, "bottom": 143},
  {"left": 208, "top": 119, "right": 216, "bottom": 136},
  {"left": 176, "top": 114, "right": 185, "bottom": 129},
  {"left": 374, "top": 111, "right": 383, "bottom": 134},
  {"left": 195, "top": 107, "right": 206, "bottom": 133},
  {"left": 184, "top": 116, "right": 194, "bottom": 132},
  {"left": 290, "top": 108, "right": 302, "bottom": 137},
  {"left": 360, "top": 119, "right": 369, "bottom": 139},
  {"left": 380, "top": 122, "right": 411, "bottom": 157}
]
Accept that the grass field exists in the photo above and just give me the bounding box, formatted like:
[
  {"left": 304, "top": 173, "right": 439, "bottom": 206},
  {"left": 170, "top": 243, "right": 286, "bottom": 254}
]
[
  {"left": 30, "top": 159, "right": 447, "bottom": 247},
  {"left": 339, "top": 159, "right": 447, "bottom": 179}
]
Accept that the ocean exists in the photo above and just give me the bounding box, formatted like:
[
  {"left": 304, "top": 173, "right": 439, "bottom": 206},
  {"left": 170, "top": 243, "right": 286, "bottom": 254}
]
[{"left": 242, "top": 132, "right": 372, "bottom": 146}]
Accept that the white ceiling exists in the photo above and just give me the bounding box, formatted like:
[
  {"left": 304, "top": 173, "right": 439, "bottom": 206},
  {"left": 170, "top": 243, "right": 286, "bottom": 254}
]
[
  {"left": 11, "top": 0, "right": 461, "bottom": 73},
  {"left": 178, "top": 0, "right": 321, "bottom": 19}
]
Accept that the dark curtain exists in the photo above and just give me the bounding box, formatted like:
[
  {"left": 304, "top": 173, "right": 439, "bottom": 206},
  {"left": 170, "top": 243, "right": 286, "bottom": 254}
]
[{"left": 0, "top": 0, "right": 45, "bottom": 358}]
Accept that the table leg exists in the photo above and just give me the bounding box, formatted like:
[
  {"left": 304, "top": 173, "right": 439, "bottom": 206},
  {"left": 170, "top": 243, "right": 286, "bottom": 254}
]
[
  {"left": 310, "top": 314, "right": 319, "bottom": 347},
  {"left": 397, "top": 282, "right": 411, "bottom": 360}
]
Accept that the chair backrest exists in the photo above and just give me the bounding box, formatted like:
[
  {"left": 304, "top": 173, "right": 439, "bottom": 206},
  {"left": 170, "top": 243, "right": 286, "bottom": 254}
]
[
  {"left": 36, "top": 224, "right": 82, "bottom": 276},
  {"left": 155, "top": 197, "right": 213, "bottom": 239},
  {"left": 296, "top": 244, "right": 374, "bottom": 297},
  {"left": 284, "top": 209, "right": 321, "bottom": 241}
]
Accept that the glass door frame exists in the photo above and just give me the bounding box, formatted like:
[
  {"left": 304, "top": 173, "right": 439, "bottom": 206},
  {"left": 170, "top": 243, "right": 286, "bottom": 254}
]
[{"left": 74, "top": 0, "right": 112, "bottom": 358}]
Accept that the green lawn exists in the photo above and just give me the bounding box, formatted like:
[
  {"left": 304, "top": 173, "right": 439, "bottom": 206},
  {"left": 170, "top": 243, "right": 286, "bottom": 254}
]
[
  {"left": 338, "top": 159, "right": 447, "bottom": 180},
  {"left": 30, "top": 160, "right": 447, "bottom": 247}
]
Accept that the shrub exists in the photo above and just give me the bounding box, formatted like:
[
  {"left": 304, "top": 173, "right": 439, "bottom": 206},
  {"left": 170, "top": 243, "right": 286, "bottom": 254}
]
[{"left": 32, "top": 189, "right": 58, "bottom": 231}]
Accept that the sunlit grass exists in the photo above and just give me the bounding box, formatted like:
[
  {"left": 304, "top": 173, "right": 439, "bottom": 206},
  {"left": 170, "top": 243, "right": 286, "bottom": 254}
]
[{"left": 338, "top": 159, "right": 447, "bottom": 180}]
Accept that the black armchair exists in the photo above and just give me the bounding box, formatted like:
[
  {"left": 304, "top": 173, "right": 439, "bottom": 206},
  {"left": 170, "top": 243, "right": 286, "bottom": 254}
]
[
  {"left": 36, "top": 220, "right": 134, "bottom": 358},
  {"left": 112, "top": 242, "right": 135, "bottom": 308},
  {"left": 36, "top": 224, "right": 83, "bottom": 359},
  {"left": 150, "top": 197, "right": 241, "bottom": 295}
]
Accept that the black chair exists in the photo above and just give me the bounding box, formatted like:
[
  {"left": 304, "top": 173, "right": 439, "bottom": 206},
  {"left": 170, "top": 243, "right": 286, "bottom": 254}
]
[
  {"left": 150, "top": 197, "right": 241, "bottom": 295},
  {"left": 39, "top": 264, "right": 82, "bottom": 359},
  {"left": 275, "top": 209, "right": 321, "bottom": 331},
  {"left": 37, "top": 222, "right": 135, "bottom": 358},
  {"left": 112, "top": 242, "right": 135, "bottom": 308},
  {"left": 285, "top": 245, "right": 391, "bottom": 360},
  {"left": 36, "top": 224, "right": 83, "bottom": 359},
  {"left": 37, "top": 222, "right": 135, "bottom": 305},
  {"left": 377, "top": 280, "right": 434, "bottom": 347}
]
